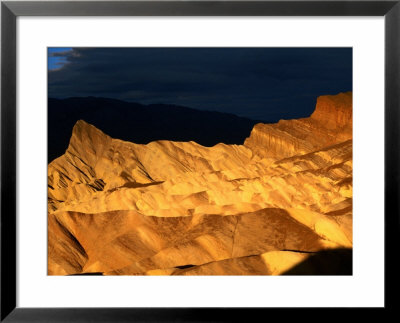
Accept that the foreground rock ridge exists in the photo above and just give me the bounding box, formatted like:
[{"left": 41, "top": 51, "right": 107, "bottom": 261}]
[{"left": 48, "top": 92, "right": 352, "bottom": 275}]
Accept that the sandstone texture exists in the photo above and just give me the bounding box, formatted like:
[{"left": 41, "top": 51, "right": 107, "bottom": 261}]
[{"left": 48, "top": 92, "right": 352, "bottom": 275}]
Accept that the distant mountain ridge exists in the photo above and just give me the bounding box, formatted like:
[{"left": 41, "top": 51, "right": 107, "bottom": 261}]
[{"left": 48, "top": 97, "right": 267, "bottom": 162}]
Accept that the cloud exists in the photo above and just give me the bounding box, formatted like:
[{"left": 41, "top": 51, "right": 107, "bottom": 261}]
[{"left": 48, "top": 48, "right": 352, "bottom": 121}]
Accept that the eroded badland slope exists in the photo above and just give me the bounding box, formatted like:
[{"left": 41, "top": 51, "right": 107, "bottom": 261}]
[{"left": 48, "top": 92, "right": 352, "bottom": 275}]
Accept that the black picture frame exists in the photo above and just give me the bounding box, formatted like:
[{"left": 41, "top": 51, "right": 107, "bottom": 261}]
[{"left": 1, "top": 0, "right": 399, "bottom": 321}]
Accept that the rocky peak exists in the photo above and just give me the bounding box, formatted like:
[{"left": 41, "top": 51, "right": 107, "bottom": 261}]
[
  {"left": 310, "top": 92, "right": 352, "bottom": 129},
  {"left": 244, "top": 92, "right": 352, "bottom": 159},
  {"left": 66, "top": 119, "right": 112, "bottom": 164}
]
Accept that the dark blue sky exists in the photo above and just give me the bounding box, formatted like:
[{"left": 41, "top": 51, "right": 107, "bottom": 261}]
[{"left": 48, "top": 47, "right": 352, "bottom": 121}]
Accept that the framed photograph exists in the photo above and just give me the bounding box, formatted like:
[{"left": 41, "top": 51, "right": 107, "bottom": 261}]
[{"left": 1, "top": 0, "right": 398, "bottom": 320}]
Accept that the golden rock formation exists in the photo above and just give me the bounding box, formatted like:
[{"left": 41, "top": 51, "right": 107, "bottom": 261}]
[{"left": 48, "top": 92, "right": 352, "bottom": 275}]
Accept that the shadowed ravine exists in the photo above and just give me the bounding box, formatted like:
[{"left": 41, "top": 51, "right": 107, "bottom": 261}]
[{"left": 48, "top": 92, "right": 353, "bottom": 275}]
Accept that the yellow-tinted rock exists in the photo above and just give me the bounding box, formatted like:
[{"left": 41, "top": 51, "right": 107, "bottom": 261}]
[{"left": 48, "top": 92, "right": 353, "bottom": 275}]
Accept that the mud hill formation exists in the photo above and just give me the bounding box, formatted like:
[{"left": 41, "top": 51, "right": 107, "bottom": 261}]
[{"left": 48, "top": 92, "right": 352, "bottom": 275}]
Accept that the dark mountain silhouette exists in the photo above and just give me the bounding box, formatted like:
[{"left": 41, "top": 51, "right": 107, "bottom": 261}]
[{"left": 48, "top": 97, "right": 267, "bottom": 162}]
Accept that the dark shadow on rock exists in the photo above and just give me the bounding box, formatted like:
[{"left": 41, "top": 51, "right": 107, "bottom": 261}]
[
  {"left": 282, "top": 248, "right": 352, "bottom": 275},
  {"left": 175, "top": 264, "right": 195, "bottom": 270},
  {"left": 107, "top": 181, "right": 165, "bottom": 193}
]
